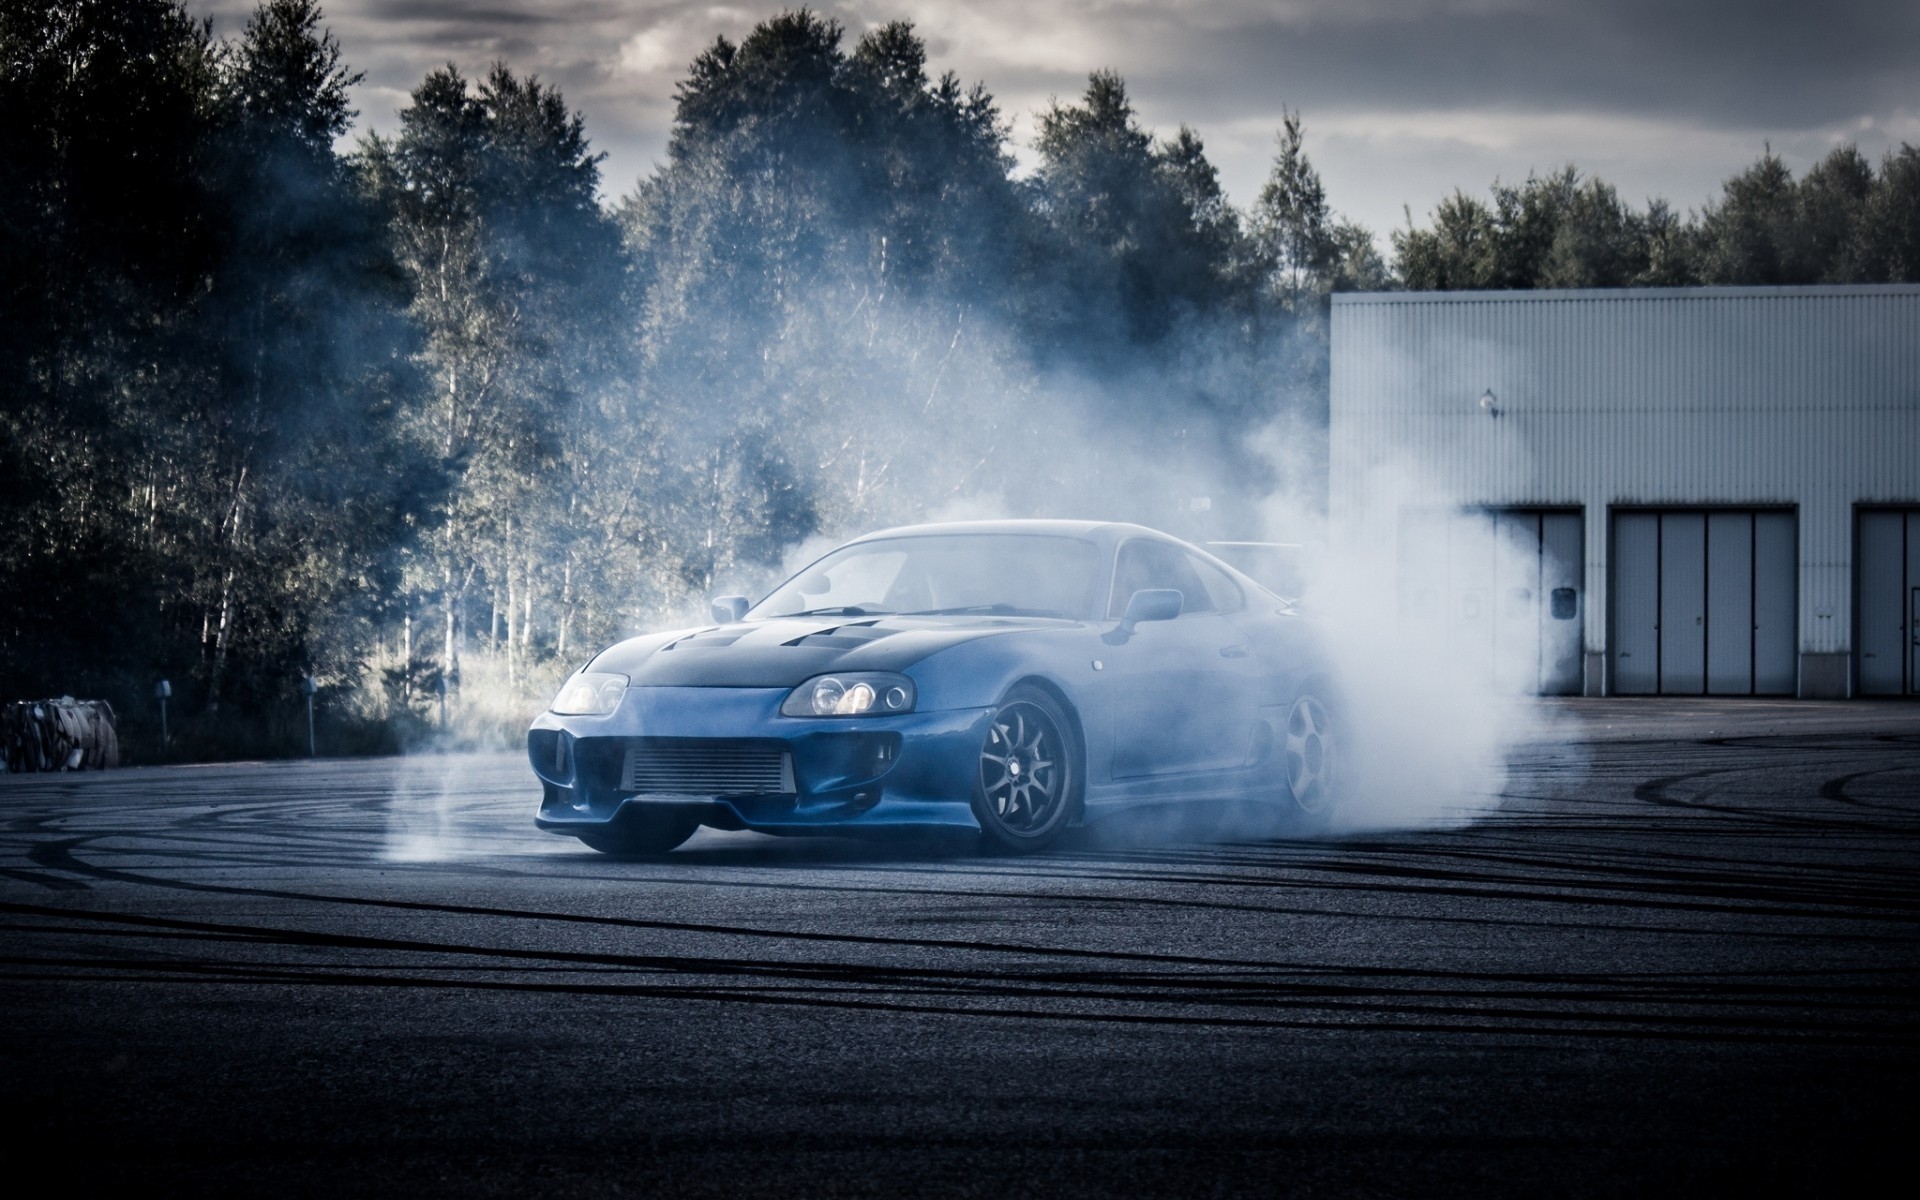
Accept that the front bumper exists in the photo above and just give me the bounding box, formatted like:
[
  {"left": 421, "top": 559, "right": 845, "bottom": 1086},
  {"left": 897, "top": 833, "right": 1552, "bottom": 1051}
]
[{"left": 528, "top": 686, "right": 992, "bottom": 835}]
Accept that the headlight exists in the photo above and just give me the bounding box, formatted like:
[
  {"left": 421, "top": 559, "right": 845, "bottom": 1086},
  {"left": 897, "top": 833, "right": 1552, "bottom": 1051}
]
[
  {"left": 549, "top": 671, "right": 628, "bottom": 716},
  {"left": 781, "top": 672, "right": 916, "bottom": 717}
]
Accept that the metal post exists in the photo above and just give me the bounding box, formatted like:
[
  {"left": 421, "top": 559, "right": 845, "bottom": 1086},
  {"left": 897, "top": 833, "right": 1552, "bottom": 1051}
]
[
  {"left": 301, "top": 675, "right": 318, "bottom": 757},
  {"left": 154, "top": 679, "right": 171, "bottom": 759}
]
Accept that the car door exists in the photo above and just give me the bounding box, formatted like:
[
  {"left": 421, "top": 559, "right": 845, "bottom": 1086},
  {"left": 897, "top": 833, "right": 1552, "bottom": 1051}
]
[{"left": 1105, "top": 540, "right": 1264, "bottom": 779}]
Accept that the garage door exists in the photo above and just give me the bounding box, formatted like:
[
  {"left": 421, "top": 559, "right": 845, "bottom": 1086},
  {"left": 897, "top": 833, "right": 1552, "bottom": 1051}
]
[
  {"left": 1857, "top": 509, "right": 1920, "bottom": 696},
  {"left": 1398, "top": 508, "right": 1584, "bottom": 696},
  {"left": 1611, "top": 510, "right": 1796, "bottom": 695}
]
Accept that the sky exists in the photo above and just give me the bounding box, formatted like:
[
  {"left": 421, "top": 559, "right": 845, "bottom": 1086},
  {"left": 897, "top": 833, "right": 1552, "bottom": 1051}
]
[{"left": 200, "top": 0, "right": 1920, "bottom": 242}]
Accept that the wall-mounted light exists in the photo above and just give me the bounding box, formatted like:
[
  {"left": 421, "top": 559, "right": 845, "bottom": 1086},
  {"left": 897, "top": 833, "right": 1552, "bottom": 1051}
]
[{"left": 1479, "top": 388, "right": 1501, "bottom": 418}]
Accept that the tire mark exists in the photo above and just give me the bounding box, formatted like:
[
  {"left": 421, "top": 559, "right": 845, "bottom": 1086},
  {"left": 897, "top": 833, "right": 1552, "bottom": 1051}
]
[
  {"left": 3, "top": 957, "right": 1913, "bottom": 1048},
  {"left": 30, "top": 830, "right": 1920, "bottom": 929}
]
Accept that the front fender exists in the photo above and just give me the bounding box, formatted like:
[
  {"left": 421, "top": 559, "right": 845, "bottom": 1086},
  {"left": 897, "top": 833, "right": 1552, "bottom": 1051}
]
[{"left": 906, "top": 628, "right": 1099, "bottom": 714}]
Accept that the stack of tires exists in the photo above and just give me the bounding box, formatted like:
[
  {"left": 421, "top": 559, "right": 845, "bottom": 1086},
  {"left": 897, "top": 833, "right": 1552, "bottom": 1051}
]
[{"left": 2, "top": 698, "right": 120, "bottom": 772}]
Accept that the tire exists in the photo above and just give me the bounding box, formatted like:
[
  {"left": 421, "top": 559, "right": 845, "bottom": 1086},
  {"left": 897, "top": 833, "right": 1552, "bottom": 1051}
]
[
  {"left": 972, "top": 685, "right": 1080, "bottom": 854},
  {"left": 575, "top": 810, "right": 701, "bottom": 857},
  {"left": 1281, "top": 688, "right": 1343, "bottom": 827}
]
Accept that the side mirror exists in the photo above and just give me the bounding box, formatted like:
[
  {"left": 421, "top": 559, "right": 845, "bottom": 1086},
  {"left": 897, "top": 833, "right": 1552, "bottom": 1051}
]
[
  {"left": 710, "top": 595, "right": 750, "bottom": 624},
  {"left": 1119, "top": 588, "right": 1182, "bottom": 633}
]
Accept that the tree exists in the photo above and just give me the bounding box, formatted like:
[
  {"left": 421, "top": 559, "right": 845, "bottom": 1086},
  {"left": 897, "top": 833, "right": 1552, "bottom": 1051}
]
[
  {"left": 1025, "top": 73, "right": 1309, "bottom": 525},
  {"left": 623, "top": 15, "right": 1045, "bottom": 573},
  {"left": 1252, "top": 111, "right": 1331, "bottom": 307},
  {"left": 0, "top": 0, "right": 222, "bottom": 706},
  {"left": 1535, "top": 174, "right": 1652, "bottom": 288},
  {"left": 0, "top": 1, "right": 426, "bottom": 753},
  {"left": 1639, "top": 199, "right": 1695, "bottom": 286},
  {"left": 1159, "top": 125, "right": 1242, "bottom": 273},
  {"left": 1791, "top": 146, "right": 1875, "bottom": 281},
  {"left": 1861, "top": 144, "right": 1920, "bottom": 281},
  {"left": 1394, "top": 192, "right": 1499, "bottom": 290},
  {"left": 1395, "top": 167, "right": 1697, "bottom": 289},
  {"left": 188, "top": 0, "right": 421, "bottom": 711},
  {"left": 1323, "top": 220, "right": 1392, "bottom": 293},
  {"left": 362, "top": 61, "right": 626, "bottom": 698},
  {"left": 1251, "top": 112, "right": 1387, "bottom": 303},
  {"left": 1695, "top": 149, "right": 1799, "bottom": 284},
  {"left": 1032, "top": 70, "right": 1236, "bottom": 350}
]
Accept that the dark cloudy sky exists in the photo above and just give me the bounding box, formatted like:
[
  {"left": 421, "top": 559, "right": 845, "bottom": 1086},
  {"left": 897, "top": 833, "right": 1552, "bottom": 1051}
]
[{"left": 200, "top": 1, "right": 1920, "bottom": 239}]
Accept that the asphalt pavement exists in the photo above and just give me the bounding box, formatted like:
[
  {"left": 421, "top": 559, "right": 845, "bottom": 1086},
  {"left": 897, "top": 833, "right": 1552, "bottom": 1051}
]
[{"left": 2, "top": 700, "right": 1917, "bottom": 1197}]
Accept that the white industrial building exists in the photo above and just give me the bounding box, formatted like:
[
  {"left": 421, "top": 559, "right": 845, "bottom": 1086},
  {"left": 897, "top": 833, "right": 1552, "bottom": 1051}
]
[{"left": 1329, "top": 284, "right": 1920, "bottom": 698}]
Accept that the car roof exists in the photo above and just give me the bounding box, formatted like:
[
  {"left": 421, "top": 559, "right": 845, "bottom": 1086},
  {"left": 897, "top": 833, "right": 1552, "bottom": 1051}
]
[
  {"left": 847, "top": 519, "right": 1175, "bottom": 549},
  {"left": 818, "top": 519, "right": 1288, "bottom": 611}
]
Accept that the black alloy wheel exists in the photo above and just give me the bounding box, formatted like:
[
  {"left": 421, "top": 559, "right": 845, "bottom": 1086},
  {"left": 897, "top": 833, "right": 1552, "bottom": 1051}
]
[
  {"left": 973, "top": 686, "right": 1078, "bottom": 853},
  {"left": 1282, "top": 689, "right": 1341, "bottom": 823},
  {"left": 576, "top": 809, "right": 701, "bottom": 857}
]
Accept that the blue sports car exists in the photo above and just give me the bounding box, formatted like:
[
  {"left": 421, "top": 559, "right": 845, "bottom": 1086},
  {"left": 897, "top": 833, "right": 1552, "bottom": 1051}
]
[{"left": 528, "top": 520, "right": 1342, "bottom": 855}]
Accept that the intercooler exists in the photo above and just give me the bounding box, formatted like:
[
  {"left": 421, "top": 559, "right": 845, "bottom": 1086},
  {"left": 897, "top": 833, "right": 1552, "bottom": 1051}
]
[{"left": 619, "top": 738, "right": 795, "bottom": 796}]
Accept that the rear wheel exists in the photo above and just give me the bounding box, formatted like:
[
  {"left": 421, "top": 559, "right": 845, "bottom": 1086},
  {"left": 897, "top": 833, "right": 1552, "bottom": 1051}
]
[
  {"left": 576, "top": 810, "right": 700, "bottom": 857},
  {"left": 972, "top": 686, "right": 1079, "bottom": 854},
  {"left": 1282, "top": 689, "right": 1343, "bottom": 826}
]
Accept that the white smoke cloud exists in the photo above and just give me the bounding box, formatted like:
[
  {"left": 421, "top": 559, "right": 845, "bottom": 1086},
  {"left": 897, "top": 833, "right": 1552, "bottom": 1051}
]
[
  {"left": 383, "top": 751, "right": 565, "bottom": 861},
  {"left": 1282, "top": 453, "right": 1584, "bottom": 832}
]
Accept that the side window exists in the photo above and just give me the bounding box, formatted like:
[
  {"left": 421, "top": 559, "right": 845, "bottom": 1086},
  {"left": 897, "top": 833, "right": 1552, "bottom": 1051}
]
[
  {"left": 1108, "top": 541, "right": 1215, "bottom": 618},
  {"left": 1186, "top": 554, "right": 1245, "bottom": 614},
  {"left": 1108, "top": 543, "right": 1151, "bottom": 617}
]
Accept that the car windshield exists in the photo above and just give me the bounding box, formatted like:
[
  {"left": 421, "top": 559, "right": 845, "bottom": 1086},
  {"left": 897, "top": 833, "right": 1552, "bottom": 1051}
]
[{"left": 748, "top": 534, "right": 1104, "bottom": 621}]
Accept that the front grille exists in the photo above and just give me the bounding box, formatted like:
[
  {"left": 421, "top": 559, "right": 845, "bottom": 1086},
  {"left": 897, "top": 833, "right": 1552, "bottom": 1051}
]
[{"left": 620, "top": 739, "right": 795, "bottom": 796}]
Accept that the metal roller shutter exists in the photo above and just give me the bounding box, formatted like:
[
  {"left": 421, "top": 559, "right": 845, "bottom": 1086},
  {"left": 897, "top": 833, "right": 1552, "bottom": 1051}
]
[
  {"left": 1610, "top": 509, "right": 1798, "bottom": 696},
  {"left": 1399, "top": 507, "right": 1585, "bottom": 696},
  {"left": 1856, "top": 509, "right": 1918, "bottom": 695}
]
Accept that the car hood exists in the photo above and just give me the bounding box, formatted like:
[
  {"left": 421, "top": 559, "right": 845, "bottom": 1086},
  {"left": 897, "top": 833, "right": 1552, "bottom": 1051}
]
[{"left": 587, "top": 613, "right": 1077, "bottom": 688}]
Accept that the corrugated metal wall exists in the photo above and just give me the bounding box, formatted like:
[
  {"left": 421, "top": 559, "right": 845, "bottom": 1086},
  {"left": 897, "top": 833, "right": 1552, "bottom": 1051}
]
[{"left": 1330, "top": 285, "right": 1920, "bottom": 693}]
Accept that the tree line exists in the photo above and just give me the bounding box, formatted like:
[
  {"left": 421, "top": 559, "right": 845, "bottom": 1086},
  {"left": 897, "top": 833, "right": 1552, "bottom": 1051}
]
[
  {"left": 1395, "top": 154, "right": 1920, "bottom": 290},
  {"left": 2, "top": 1, "right": 1914, "bottom": 757}
]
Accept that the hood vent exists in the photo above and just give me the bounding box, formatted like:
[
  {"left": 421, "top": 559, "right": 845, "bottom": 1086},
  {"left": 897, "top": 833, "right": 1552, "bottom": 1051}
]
[
  {"left": 662, "top": 630, "right": 745, "bottom": 651},
  {"left": 781, "top": 620, "right": 886, "bottom": 649}
]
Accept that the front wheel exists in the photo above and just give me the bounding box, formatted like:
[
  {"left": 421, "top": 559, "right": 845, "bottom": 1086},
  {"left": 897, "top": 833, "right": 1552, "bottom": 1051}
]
[
  {"left": 576, "top": 810, "right": 701, "bottom": 857},
  {"left": 1282, "top": 690, "right": 1343, "bottom": 826},
  {"left": 972, "top": 686, "right": 1080, "bottom": 854}
]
